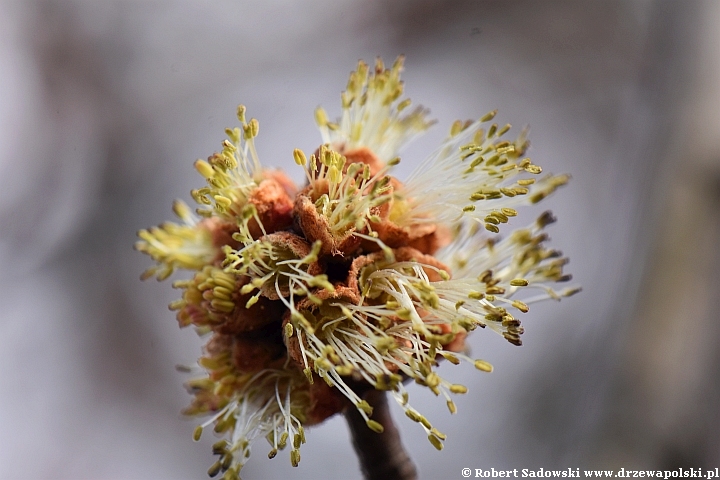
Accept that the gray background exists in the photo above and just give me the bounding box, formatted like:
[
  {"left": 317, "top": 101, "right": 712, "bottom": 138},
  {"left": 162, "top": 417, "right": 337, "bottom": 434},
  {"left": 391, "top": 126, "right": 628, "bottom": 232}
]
[{"left": 2, "top": 1, "right": 719, "bottom": 479}]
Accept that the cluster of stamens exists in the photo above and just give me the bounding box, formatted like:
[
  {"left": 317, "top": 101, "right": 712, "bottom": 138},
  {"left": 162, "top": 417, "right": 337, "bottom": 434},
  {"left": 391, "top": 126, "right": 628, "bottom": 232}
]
[{"left": 136, "top": 57, "right": 578, "bottom": 479}]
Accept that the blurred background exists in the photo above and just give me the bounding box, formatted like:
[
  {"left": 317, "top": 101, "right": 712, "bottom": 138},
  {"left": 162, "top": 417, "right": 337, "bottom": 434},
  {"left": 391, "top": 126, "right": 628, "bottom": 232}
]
[{"left": 2, "top": 1, "right": 719, "bottom": 478}]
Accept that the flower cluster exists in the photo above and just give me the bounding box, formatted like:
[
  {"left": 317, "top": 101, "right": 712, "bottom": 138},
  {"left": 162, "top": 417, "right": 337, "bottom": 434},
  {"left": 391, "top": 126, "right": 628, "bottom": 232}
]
[{"left": 136, "top": 56, "right": 577, "bottom": 479}]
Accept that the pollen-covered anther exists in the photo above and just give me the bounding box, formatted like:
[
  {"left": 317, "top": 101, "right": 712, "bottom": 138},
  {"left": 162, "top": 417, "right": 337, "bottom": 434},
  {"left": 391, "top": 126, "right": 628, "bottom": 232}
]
[
  {"left": 366, "top": 419, "right": 385, "bottom": 434},
  {"left": 512, "top": 300, "right": 530, "bottom": 313},
  {"left": 474, "top": 359, "right": 493, "bottom": 372},
  {"left": 428, "top": 433, "right": 445, "bottom": 451}
]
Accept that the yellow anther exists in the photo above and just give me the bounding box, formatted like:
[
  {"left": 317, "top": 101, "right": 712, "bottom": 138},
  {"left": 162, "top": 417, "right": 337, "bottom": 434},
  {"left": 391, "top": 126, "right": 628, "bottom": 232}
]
[
  {"left": 335, "top": 365, "right": 354, "bottom": 376},
  {"left": 328, "top": 165, "right": 342, "bottom": 184},
  {"left": 405, "top": 410, "right": 422, "bottom": 423},
  {"left": 314, "top": 358, "right": 333, "bottom": 371},
  {"left": 278, "top": 432, "right": 289, "bottom": 448},
  {"left": 512, "top": 300, "right": 529, "bottom": 313},
  {"left": 245, "top": 295, "right": 259, "bottom": 308},
  {"left": 366, "top": 420, "right": 384, "bottom": 434},
  {"left": 442, "top": 353, "right": 460, "bottom": 365},
  {"left": 396, "top": 308, "right": 413, "bottom": 320},
  {"left": 356, "top": 400, "right": 373, "bottom": 415},
  {"left": 212, "top": 440, "right": 228, "bottom": 454},
  {"left": 293, "top": 148, "right": 307, "bottom": 166},
  {"left": 474, "top": 359, "right": 493, "bottom": 372},
  {"left": 497, "top": 145, "right": 515, "bottom": 154},
  {"left": 375, "top": 336, "right": 396, "bottom": 354},
  {"left": 207, "top": 461, "right": 222, "bottom": 477},
  {"left": 210, "top": 299, "right": 235, "bottom": 313},
  {"left": 168, "top": 299, "right": 184, "bottom": 311},
  {"left": 236, "top": 104, "right": 246, "bottom": 122},
  {"left": 449, "top": 384, "right": 468, "bottom": 394},
  {"left": 315, "top": 106, "right": 329, "bottom": 126},
  {"left": 450, "top": 120, "right": 465, "bottom": 137},
  {"left": 430, "top": 428, "right": 447, "bottom": 440},
  {"left": 425, "top": 372, "right": 440, "bottom": 388},
  {"left": 248, "top": 118, "right": 260, "bottom": 138},
  {"left": 213, "top": 195, "right": 232, "bottom": 208},
  {"left": 428, "top": 434, "right": 444, "bottom": 451},
  {"left": 194, "top": 160, "right": 214, "bottom": 179},
  {"left": 397, "top": 98, "right": 412, "bottom": 112},
  {"left": 493, "top": 211, "right": 509, "bottom": 223},
  {"left": 480, "top": 110, "right": 498, "bottom": 122}
]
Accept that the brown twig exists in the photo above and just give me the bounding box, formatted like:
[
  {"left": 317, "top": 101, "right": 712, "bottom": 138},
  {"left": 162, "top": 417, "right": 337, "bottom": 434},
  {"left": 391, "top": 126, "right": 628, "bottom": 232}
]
[{"left": 346, "top": 389, "right": 418, "bottom": 480}]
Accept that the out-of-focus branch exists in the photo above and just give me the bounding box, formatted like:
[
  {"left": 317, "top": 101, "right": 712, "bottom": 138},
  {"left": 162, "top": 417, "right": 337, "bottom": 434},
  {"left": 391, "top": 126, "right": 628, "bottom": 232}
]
[{"left": 346, "top": 389, "right": 417, "bottom": 480}]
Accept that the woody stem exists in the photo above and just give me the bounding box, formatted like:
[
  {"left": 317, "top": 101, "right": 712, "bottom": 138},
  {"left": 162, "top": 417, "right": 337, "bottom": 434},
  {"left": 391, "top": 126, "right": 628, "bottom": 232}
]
[{"left": 346, "top": 389, "right": 418, "bottom": 480}]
